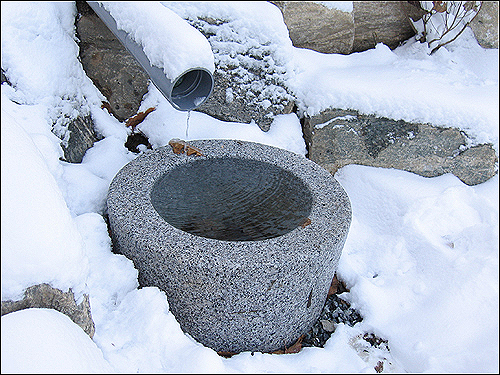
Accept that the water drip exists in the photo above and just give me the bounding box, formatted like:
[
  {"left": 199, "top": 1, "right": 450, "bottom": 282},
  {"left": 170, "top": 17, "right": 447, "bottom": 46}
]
[{"left": 185, "top": 110, "right": 191, "bottom": 138}]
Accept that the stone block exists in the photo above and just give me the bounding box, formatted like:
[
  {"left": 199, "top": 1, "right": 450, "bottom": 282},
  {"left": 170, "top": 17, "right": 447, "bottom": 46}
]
[
  {"left": 303, "top": 108, "right": 498, "bottom": 186},
  {"left": 352, "top": 1, "right": 426, "bottom": 52},
  {"left": 272, "top": 1, "right": 426, "bottom": 54},
  {"left": 271, "top": 1, "right": 355, "bottom": 54}
]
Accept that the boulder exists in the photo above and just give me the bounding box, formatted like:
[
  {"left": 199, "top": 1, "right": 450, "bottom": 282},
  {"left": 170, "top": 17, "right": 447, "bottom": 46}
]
[
  {"left": 1, "top": 283, "right": 95, "bottom": 338},
  {"left": 470, "top": 1, "right": 499, "bottom": 49},
  {"left": 184, "top": 14, "right": 296, "bottom": 131},
  {"left": 272, "top": 1, "right": 426, "bottom": 54},
  {"left": 302, "top": 108, "right": 498, "bottom": 186},
  {"left": 75, "top": 1, "right": 149, "bottom": 122},
  {"left": 195, "top": 69, "right": 294, "bottom": 132},
  {"left": 271, "top": 1, "right": 355, "bottom": 54},
  {"left": 352, "top": 1, "right": 426, "bottom": 52}
]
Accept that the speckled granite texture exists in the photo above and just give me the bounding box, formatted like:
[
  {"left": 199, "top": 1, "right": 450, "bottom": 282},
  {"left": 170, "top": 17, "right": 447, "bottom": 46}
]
[{"left": 107, "top": 139, "right": 351, "bottom": 353}]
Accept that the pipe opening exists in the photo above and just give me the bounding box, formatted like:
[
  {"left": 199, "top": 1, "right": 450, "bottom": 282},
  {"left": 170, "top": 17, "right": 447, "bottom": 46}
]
[
  {"left": 150, "top": 157, "right": 313, "bottom": 241},
  {"left": 171, "top": 69, "right": 213, "bottom": 111}
]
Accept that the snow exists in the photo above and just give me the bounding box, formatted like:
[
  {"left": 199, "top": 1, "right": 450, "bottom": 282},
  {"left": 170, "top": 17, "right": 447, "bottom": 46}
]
[
  {"left": 1, "top": 1, "right": 498, "bottom": 373},
  {"left": 289, "top": 37, "right": 498, "bottom": 148},
  {"left": 335, "top": 165, "right": 499, "bottom": 373},
  {"left": 1, "top": 109, "right": 89, "bottom": 302},
  {"left": 411, "top": 1, "right": 482, "bottom": 55},
  {"left": 101, "top": 2, "right": 214, "bottom": 80},
  {"left": 1, "top": 308, "right": 113, "bottom": 373},
  {"left": 317, "top": 2, "right": 354, "bottom": 13}
]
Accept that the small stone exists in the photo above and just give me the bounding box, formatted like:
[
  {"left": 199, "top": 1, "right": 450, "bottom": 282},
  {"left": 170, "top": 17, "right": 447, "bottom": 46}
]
[
  {"left": 59, "top": 114, "right": 101, "bottom": 164},
  {"left": 320, "top": 319, "right": 335, "bottom": 332}
]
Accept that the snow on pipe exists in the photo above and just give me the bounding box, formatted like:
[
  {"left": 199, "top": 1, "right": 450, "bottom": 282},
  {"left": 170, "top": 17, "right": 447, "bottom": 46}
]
[{"left": 86, "top": 1, "right": 214, "bottom": 111}]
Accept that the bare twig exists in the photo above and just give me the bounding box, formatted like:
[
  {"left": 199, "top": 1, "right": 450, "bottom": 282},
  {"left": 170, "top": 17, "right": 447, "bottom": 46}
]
[
  {"left": 417, "top": 1, "right": 482, "bottom": 55},
  {"left": 430, "top": 1, "right": 482, "bottom": 54}
]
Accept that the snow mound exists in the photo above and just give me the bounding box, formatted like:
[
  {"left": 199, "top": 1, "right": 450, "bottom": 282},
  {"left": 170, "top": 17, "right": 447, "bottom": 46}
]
[
  {"left": 1, "top": 114, "right": 88, "bottom": 302},
  {"left": 1, "top": 308, "right": 113, "bottom": 373}
]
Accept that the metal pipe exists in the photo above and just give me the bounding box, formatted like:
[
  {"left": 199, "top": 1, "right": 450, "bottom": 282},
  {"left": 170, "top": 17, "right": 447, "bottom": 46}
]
[{"left": 87, "top": 2, "right": 214, "bottom": 111}]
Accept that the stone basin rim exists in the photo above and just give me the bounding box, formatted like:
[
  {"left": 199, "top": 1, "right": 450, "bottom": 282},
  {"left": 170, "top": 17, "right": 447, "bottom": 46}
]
[{"left": 107, "top": 139, "right": 351, "bottom": 253}]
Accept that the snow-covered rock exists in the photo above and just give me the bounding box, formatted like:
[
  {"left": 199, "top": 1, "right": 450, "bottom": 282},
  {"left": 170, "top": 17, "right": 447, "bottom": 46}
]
[
  {"left": 303, "top": 107, "right": 497, "bottom": 185},
  {"left": 1, "top": 308, "right": 112, "bottom": 373}
]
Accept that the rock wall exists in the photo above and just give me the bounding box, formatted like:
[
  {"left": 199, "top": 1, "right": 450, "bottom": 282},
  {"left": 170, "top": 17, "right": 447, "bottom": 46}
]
[
  {"left": 272, "top": 1, "right": 499, "bottom": 54},
  {"left": 66, "top": 1, "right": 499, "bottom": 185}
]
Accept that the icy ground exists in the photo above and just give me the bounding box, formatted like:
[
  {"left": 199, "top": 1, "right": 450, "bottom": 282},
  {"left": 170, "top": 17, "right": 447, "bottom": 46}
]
[{"left": 1, "top": 1, "right": 498, "bottom": 373}]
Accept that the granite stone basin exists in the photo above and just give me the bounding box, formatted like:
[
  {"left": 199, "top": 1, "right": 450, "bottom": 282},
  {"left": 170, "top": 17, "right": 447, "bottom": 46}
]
[{"left": 106, "top": 139, "right": 351, "bottom": 353}]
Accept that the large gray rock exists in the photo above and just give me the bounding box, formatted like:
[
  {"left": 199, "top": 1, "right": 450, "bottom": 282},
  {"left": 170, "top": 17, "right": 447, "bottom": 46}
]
[
  {"left": 1, "top": 283, "right": 95, "bottom": 338},
  {"left": 303, "top": 108, "right": 498, "bottom": 186},
  {"left": 470, "top": 1, "right": 499, "bottom": 49},
  {"left": 75, "top": 1, "right": 149, "bottom": 122},
  {"left": 195, "top": 68, "right": 294, "bottom": 132},
  {"left": 352, "top": 1, "right": 425, "bottom": 52},
  {"left": 271, "top": 1, "right": 355, "bottom": 54},
  {"left": 107, "top": 139, "right": 351, "bottom": 353},
  {"left": 272, "top": 1, "right": 425, "bottom": 54}
]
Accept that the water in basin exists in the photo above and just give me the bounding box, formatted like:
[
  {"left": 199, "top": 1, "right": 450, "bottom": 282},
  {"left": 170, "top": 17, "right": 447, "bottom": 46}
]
[{"left": 151, "top": 157, "right": 313, "bottom": 241}]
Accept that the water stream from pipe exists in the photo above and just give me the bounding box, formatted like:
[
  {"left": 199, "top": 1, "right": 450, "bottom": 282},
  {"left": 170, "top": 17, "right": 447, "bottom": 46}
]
[{"left": 185, "top": 110, "right": 191, "bottom": 138}]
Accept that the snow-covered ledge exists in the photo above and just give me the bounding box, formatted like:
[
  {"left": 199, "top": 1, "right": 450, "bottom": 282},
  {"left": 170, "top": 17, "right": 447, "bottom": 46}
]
[{"left": 106, "top": 139, "right": 351, "bottom": 353}]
